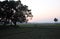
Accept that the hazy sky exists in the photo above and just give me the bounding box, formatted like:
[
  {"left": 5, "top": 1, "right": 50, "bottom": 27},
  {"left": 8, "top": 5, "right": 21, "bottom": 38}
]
[
  {"left": 20, "top": 0, "right": 60, "bottom": 23},
  {"left": 1, "top": 0, "right": 60, "bottom": 23}
]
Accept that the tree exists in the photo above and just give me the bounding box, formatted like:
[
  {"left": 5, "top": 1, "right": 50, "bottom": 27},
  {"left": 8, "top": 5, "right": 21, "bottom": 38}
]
[
  {"left": 0, "top": 0, "right": 33, "bottom": 25},
  {"left": 54, "top": 18, "right": 58, "bottom": 23}
]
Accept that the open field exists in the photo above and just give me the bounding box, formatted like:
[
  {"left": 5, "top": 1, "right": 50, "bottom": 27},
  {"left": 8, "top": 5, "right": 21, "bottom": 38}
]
[{"left": 0, "top": 23, "right": 60, "bottom": 39}]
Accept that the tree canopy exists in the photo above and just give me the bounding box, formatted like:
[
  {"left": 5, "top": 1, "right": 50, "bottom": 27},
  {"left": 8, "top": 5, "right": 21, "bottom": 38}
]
[
  {"left": 0, "top": 0, "right": 33, "bottom": 25},
  {"left": 54, "top": 18, "right": 58, "bottom": 22}
]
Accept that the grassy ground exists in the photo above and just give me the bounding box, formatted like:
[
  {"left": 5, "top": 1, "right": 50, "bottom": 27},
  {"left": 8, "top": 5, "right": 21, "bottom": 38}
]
[{"left": 0, "top": 23, "right": 60, "bottom": 39}]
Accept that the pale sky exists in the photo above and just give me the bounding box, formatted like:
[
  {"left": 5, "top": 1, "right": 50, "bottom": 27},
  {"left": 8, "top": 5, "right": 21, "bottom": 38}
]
[
  {"left": 21, "top": 0, "right": 60, "bottom": 23},
  {"left": 1, "top": 0, "right": 60, "bottom": 23}
]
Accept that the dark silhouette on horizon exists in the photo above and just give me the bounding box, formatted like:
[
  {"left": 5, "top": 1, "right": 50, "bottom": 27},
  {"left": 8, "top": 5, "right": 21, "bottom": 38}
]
[{"left": 54, "top": 18, "right": 58, "bottom": 23}]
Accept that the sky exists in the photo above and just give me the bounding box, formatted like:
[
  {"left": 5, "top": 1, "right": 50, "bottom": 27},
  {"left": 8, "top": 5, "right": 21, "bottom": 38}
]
[
  {"left": 0, "top": 0, "right": 60, "bottom": 23},
  {"left": 20, "top": 0, "right": 60, "bottom": 23}
]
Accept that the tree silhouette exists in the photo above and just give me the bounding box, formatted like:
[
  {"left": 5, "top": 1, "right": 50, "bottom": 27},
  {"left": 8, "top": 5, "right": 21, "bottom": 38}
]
[
  {"left": 54, "top": 18, "right": 58, "bottom": 23},
  {"left": 0, "top": 0, "right": 33, "bottom": 25}
]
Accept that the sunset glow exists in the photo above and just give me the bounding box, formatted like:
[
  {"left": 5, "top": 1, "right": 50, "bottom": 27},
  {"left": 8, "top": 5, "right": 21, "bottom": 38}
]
[{"left": 20, "top": 0, "right": 60, "bottom": 23}]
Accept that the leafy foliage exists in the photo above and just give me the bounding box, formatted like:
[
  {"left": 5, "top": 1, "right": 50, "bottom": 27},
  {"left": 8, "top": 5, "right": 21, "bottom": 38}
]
[{"left": 0, "top": 0, "right": 33, "bottom": 25}]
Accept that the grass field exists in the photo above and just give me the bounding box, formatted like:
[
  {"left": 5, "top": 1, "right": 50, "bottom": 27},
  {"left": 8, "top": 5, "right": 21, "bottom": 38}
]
[{"left": 0, "top": 23, "right": 60, "bottom": 39}]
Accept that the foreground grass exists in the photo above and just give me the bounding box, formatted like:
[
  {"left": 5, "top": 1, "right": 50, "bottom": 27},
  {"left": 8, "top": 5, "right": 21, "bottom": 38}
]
[{"left": 0, "top": 23, "right": 60, "bottom": 39}]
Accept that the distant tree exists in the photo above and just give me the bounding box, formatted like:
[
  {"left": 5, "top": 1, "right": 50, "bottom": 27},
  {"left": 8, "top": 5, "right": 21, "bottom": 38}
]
[{"left": 54, "top": 18, "right": 58, "bottom": 22}]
